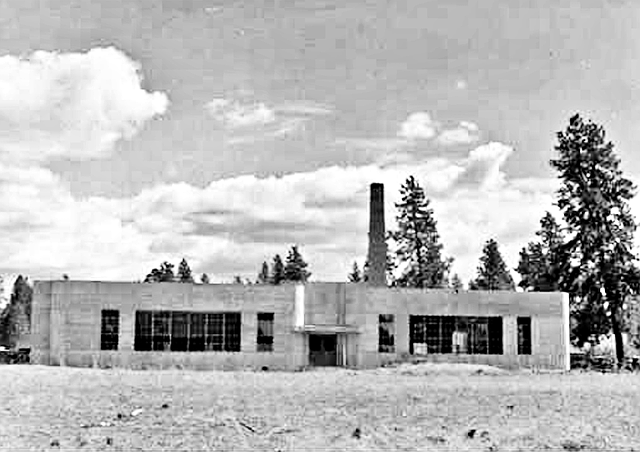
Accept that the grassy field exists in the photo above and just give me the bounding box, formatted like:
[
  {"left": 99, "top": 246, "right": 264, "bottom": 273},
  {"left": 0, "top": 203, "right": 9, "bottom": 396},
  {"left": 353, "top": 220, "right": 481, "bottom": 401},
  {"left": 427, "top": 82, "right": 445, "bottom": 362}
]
[{"left": 1, "top": 364, "right": 640, "bottom": 451}]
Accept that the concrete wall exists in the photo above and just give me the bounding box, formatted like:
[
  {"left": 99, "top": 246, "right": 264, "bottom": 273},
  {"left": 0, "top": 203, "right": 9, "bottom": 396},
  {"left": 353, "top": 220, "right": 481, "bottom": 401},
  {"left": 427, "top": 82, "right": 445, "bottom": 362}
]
[
  {"left": 31, "top": 280, "right": 569, "bottom": 371},
  {"left": 32, "top": 281, "right": 305, "bottom": 371},
  {"left": 344, "top": 285, "right": 569, "bottom": 370}
]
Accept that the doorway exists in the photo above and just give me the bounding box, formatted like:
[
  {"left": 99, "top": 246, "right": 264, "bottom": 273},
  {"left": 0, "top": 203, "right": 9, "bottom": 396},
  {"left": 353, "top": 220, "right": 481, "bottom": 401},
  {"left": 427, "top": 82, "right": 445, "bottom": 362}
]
[{"left": 309, "top": 334, "right": 337, "bottom": 366}]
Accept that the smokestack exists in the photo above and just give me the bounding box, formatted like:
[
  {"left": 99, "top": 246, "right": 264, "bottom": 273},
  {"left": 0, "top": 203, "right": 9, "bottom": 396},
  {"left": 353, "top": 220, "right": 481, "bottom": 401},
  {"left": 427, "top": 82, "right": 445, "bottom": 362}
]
[{"left": 367, "top": 183, "right": 387, "bottom": 286}]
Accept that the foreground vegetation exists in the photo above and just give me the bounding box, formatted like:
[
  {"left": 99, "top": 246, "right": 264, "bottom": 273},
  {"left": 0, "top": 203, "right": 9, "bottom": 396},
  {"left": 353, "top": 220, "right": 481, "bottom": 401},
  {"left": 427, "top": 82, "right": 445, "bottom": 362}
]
[{"left": 1, "top": 364, "right": 640, "bottom": 451}]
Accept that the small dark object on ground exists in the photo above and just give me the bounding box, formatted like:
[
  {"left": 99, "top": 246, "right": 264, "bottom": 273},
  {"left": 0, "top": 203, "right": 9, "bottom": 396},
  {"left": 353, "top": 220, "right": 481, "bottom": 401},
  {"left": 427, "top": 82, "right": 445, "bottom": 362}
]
[
  {"left": 467, "top": 429, "right": 477, "bottom": 439},
  {"left": 561, "top": 440, "right": 585, "bottom": 451},
  {"left": 106, "top": 437, "right": 113, "bottom": 445},
  {"left": 161, "top": 403, "right": 169, "bottom": 409},
  {"left": 506, "top": 404, "right": 514, "bottom": 410},
  {"left": 116, "top": 413, "right": 123, "bottom": 419},
  {"left": 50, "top": 439, "right": 60, "bottom": 447},
  {"left": 425, "top": 435, "right": 446, "bottom": 444},
  {"left": 0, "top": 348, "right": 30, "bottom": 364},
  {"left": 261, "top": 366, "right": 269, "bottom": 371},
  {"left": 352, "top": 427, "right": 361, "bottom": 439}
]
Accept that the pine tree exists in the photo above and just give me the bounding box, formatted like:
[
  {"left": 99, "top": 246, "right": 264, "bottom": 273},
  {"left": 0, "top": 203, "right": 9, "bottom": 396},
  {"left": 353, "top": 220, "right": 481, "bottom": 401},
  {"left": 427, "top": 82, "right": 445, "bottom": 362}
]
[
  {"left": 177, "top": 258, "right": 194, "bottom": 283},
  {"left": 144, "top": 262, "right": 175, "bottom": 282},
  {"left": 271, "top": 255, "right": 285, "bottom": 285},
  {"left": 389, "top": 176, "right": 453, "bottom": 288},
  {"left": 257, "top": 261, "right": 270, "bottom": 284},
  {"left": 550, "top": 113, "right": 640, "bottom": 364},
  {"left": 200, "top": 273, "right": 210, "bottom": 284},
  {"left": 470, "top": 239, "right": 515, "bottom": 291},
  {"left": 0, "top": 276, "right": 32, "bottom": 348},
  {"left": 284, "top": 245, "right": 311, "bottom": 282},
  {"left": 516, "top": 212, "right": 568, "bottom": 292},
  {"left": 450, "top": 273, "right": 464, "bottom": 291},
  {"left": 348, "top": 261, "right": 362, "bottom": 283}
]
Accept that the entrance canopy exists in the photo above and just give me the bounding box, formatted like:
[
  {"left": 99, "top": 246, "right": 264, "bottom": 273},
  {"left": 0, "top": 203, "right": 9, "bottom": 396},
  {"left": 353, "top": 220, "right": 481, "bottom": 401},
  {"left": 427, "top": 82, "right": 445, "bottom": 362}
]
[{"left": 293, "top": 324, "right": 361, "bottom": 334}]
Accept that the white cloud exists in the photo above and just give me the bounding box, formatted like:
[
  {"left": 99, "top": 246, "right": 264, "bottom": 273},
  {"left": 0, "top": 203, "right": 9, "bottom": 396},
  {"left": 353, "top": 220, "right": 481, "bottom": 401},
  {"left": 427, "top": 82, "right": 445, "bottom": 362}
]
[
  {"left": 205, "top": 99, "right": 276, "bottom": 128},
  {"left": 398, "top": 112, "right": 439, "bottom": 140},
  {"left": 436, "top": 121, "right": 480, "bottom": 146},
  {"left": 275, "top": 102, "right": 334, "bottom": 116},
  {"left": 205, "top": 98, "right": 333, "bottom": 144},
  {"left": 0, "top": 47, "right": 169, "bottom": 162},
  {"left": 454, "top": 142, "right": 513, "bottom": 190},
  {"left": 0, "top": 138, "right": 571, "bottom": 285}
]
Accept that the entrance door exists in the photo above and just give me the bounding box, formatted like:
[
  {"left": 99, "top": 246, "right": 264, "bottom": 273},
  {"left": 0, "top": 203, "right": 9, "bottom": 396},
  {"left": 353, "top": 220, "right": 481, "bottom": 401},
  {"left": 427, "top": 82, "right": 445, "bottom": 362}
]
[{"left": 309, "top": 334, "right": 337, "bottom": 366}]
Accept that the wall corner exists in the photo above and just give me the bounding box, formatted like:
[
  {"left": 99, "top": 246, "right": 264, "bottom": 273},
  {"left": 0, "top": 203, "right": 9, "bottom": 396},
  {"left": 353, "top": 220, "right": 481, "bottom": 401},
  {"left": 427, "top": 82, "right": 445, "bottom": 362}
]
[{"left": 562, "top": 292, "right": 571, "bottom": 371}]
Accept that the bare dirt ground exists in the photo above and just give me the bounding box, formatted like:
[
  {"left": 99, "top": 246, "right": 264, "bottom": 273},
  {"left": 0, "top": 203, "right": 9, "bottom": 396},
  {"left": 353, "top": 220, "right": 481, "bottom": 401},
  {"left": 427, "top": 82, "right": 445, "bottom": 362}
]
[{"left": 1, "top": 364, "right": 639, "bottom": 451}]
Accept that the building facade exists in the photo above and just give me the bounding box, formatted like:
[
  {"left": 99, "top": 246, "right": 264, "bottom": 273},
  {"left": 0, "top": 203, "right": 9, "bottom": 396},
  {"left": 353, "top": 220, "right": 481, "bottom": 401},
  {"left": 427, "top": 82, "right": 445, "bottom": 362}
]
[{"left": 30, "top": 280, "right": 570, "bottom": 370}]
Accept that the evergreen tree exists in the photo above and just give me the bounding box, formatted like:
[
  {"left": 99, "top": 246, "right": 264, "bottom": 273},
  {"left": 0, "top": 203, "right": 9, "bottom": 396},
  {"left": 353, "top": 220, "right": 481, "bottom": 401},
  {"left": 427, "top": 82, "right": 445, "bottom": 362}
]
[
  {"left": 144, "top": 262, "right": 175, "bottom": 282},
  {"left": 389, "top": 176, "right": 453, "bottom": 288},
  {"left": 233, "top": 275, "right": 243, "bottom": 284},
  {"left": 470, "top": 239, "right": 515, "bottom": 291},
  {"left": 550, "top": 113, "right": 640, "bottom": 364},
  {"left": 348, "top": 261, "right": 362, "bottom": 283},
  {"left": 450, "top": 273, "right": 464, "bottom": 291},
  {"left": 200, "top": 273, "right": 210, "bottom": 284},
  {"left": 516, "top": 212, "right": 568, "bottom": 292},
  {"left": 284, "top": 245, "right": 311, "bottom": 282},
  {"left": 257, "top": 261, "right": 270, "bottom": 284},
  {"left": 177, "top": 258, "right": 194, "bottom": 283},
  {"left": 271, "top": 255, "right": 285, "bottom": 285},
  {"left": 0, "top": 276, "right": 32, "bottom": 348}
]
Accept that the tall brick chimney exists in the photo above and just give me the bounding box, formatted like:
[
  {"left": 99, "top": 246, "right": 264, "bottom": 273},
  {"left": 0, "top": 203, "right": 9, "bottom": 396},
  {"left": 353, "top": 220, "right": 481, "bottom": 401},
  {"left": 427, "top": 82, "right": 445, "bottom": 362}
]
[{"left": 367, "top": 183, "right": 387, "bottom": 286}]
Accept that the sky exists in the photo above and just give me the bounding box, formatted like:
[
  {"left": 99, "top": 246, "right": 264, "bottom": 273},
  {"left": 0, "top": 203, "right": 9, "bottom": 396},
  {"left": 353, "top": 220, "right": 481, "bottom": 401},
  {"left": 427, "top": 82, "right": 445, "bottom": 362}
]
[{"left": 2, "top": 0, "right": 640, "bottom": 297}]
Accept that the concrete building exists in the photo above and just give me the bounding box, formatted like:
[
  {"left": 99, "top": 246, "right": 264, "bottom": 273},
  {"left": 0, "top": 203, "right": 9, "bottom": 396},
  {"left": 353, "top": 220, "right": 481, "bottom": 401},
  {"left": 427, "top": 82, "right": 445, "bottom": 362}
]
[{"left": 29, "top": 183, "right": 571, "bottom": 371}]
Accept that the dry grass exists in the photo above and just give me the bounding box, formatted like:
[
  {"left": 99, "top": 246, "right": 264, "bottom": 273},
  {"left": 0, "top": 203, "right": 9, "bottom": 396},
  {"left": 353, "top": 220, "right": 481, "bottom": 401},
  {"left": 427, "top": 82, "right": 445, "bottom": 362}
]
[{"left": 1, "top": 364, "right": 640, "bottom": 451}]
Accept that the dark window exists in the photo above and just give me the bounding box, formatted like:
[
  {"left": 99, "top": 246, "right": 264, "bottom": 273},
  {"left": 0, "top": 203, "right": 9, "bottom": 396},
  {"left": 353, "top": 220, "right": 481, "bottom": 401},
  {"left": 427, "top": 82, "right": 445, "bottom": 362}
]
[
  {"left": 100, "top": 310, "right": 119, "bottom": 350},
  {"left": 205, "top": 313, "right": 224, "bottom": 351},
  {"left": 152, "top": 312, "right": 171, "bottom": 351},
  {"left": 134, "top": 311, "right": 152, "bottom": 351},
  {"left": 133, "top": 311, "right": 242, "bottom": 352},
  {"left": 257, "top": 313, "right": 274, "bottom": 352},
  {"left": 224, "top": 313, "right": 241, "bottom": 352},
  {"left": 517, "top": 317, "right": 532, "bottom": 355},
  {"left": 378, "top": 314, "right": 395, "bottom": 353},
  {"left": 410, "top": 316, "right": 503, "bottom": 355},
  {"left": 189, "top": 313, "right": 205, "bottom": 351},
  {"left": 171, "top": 312, "right": 189, "bottom": 352},
  {"left": 488, "top": 317, "right": 503, "bottom": 354}
]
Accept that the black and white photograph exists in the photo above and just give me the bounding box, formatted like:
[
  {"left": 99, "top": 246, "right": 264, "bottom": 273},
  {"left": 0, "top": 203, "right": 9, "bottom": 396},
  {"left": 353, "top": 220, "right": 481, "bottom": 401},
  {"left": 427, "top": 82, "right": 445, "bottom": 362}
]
[{"left": 1, "top": 0, "right": 640, "bottom": 450}]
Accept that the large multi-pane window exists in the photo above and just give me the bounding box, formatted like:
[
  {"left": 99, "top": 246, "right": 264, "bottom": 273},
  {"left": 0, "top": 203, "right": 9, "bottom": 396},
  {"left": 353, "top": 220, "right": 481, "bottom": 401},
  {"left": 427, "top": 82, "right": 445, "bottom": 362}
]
[
  {"left": 100, "top": 310, "right": 120, "bottom": 350},
  {"left": 410, "top": 316, "right": 503, "bottom": 355},
  {"left": 134, "top": 311, "right": 242, "bottom": 352},
  {"left": 517, "top": 317, "right": 532, "bottom": 355},
  {"left": 378, "top": 314, "right": 395, "bottom": 353},
  {"left": 257, "top": 313, "right": 274, "bottom": 352}
]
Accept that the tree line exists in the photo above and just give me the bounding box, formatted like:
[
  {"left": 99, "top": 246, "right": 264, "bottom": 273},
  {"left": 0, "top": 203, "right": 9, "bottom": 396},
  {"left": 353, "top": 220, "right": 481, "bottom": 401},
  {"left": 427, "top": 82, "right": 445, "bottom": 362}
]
[
  {"left": 1, "top": 113, "right": 637, "bottom": 365},
  {"left": 351, "top": 113, "right": 638, "bottom": 366}
]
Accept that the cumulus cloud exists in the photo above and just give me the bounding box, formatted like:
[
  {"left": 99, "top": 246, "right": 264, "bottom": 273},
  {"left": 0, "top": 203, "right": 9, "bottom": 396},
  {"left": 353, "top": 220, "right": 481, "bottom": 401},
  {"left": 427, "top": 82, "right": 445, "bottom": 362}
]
[
  {"left": 0, "top": 47, "right": 169, "bottom": 162},
  {"left": 0, "top": 137, "right": 569, "bottom": 284},
  {"left": 436, "top": 121, "right": 480, "bottom": 146},
  {"left": 398, "top": 112, "right": 440, "bottom": 140},
  {"left": 455, "top": 142, "right": 514, "bottom": 190}
]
